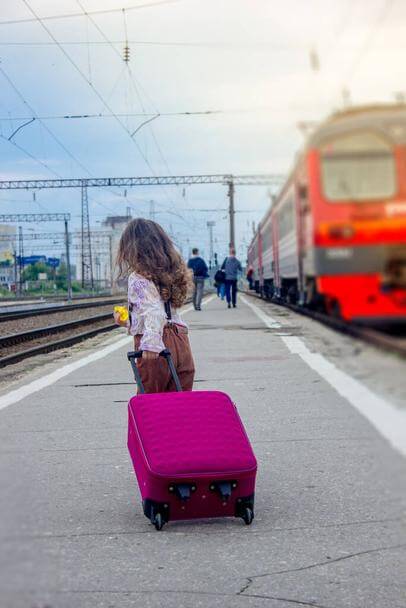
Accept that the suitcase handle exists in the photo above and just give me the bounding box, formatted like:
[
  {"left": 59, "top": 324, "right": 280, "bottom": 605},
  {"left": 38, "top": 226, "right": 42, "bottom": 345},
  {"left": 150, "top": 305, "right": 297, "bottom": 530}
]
[{"left": 127, "top": 349, "right": 183, "bottom": 393}]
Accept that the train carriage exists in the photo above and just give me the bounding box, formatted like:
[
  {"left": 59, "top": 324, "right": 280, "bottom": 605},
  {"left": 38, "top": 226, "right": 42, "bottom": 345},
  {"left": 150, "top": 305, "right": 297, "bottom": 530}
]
[
  {"left": 260, "top": 207, "right": 274, "bottom": 297},
  {"left": 247, "top": 228, "right": 262, "bottom": 293},
  {"left": 249, "top": 104, "right": 406, "bottom": 323}
]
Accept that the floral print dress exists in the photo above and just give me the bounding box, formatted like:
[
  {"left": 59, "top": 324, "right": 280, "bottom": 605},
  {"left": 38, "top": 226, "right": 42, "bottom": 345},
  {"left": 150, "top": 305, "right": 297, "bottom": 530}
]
[{"left": 127, "top": 272, "right": 187, "bottom": 353}]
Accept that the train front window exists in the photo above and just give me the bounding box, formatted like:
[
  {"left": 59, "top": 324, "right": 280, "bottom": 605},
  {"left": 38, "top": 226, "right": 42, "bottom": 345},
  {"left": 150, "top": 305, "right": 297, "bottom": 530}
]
[{"left": 321, "top": 131, "right": 396, "bottom": 202}]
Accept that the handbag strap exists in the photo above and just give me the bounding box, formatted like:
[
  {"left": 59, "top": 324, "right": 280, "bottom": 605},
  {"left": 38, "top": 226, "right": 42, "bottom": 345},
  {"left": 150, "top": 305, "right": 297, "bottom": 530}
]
[{"left": 164, "top": 299, "right": 172, "bottom": 321}]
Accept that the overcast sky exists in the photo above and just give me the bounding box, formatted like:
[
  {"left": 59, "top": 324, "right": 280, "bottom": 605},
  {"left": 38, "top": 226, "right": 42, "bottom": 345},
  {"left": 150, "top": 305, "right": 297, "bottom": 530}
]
[{"left": 0, "top": 0, "right": 404, "bottom": 262}]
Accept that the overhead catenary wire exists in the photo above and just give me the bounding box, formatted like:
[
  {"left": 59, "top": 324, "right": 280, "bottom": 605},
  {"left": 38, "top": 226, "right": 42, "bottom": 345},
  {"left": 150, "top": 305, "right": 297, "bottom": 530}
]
[
  {"left": 73, "top": 0, "right": 177, "bottom": 203},
  {"left": 20, "top": 0, "right": 170, "bottom": 192},
  {"left": 0, "top": 1, "right": 183, "bottom": 26},
  {"left": 0, "top": 133, "right": 62, "bottom": 178},
  {"left": 0, "top": 62, "right": 93, "bottom": 177},
  {"left": 0, "top": 103, "right": 328, "bottom": 122},
  {"left": 0, "top": 56, "right": 124, "bottom": 213},
  {"left": 342, "top": 0, "right": 395, "bottom": 84},
  {"left": 2, "top": 39, "right": 399, "bottom": 50}
]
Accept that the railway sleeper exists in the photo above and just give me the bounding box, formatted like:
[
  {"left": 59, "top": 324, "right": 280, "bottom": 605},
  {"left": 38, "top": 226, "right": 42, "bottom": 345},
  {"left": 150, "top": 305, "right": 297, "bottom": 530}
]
[{"left": 0, "top": 312, "right": 113, "bottom": 349}]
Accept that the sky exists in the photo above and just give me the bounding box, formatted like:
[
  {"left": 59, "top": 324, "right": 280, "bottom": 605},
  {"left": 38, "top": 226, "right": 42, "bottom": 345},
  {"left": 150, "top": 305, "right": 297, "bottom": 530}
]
[{"left": 0, "top": 0, "right": 404, "bottom": 264}]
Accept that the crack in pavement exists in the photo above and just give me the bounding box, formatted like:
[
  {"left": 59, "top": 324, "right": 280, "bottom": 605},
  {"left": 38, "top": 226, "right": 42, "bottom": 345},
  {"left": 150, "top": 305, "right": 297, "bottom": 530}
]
[
  {"left": 238, "top": 543, "right": 406, "bottom": 594},
  {"left": 244, "top": 594, "right": 331, "bottom": 608},
  {"left": 2, "top": 517, "right": 403, "bottom": 541},
  {"left": 11, "top": 587, "right": 331, "bottom": 606}
]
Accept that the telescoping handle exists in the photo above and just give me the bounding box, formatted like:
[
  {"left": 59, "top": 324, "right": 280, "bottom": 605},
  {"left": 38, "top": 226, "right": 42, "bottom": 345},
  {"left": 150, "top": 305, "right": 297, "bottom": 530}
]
[{"left": 127, "top": 349, "right": 182, "bottom": 394}]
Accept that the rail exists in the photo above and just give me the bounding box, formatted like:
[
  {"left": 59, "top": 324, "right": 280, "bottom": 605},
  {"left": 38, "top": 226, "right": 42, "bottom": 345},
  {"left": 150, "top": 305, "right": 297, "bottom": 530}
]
[
  {"left": 246, "top": 291, "right": 406, "bottom": 358},
  {"left": 0, "top": 296, "right": 196, "bottom": 368},
  {"left": 0, "top": 297, "right": 125, "bottom": 323},
  {"left": 0, "top": 324, "right": 117, "bottom": 367},
  {"left": 0, "top": 312, "right": 114, "bottom": 348}
]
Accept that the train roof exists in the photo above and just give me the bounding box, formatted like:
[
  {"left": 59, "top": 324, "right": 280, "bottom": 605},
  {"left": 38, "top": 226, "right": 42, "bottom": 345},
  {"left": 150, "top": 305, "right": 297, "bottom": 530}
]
[
  {"left": 247, "top": 103, "right": 406, "bottom": 250},
  {"left": 307, "top": 103, "right": 406, "bottom": 147}
]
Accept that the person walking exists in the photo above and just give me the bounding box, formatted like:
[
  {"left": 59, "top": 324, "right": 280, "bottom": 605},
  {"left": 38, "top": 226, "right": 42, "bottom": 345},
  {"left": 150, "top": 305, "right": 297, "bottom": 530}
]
[
  {"left": 214, "top": 267, "right": 226, "bottom": 300},
  {"left": 113, "top": 218, "right": 194, "bottom": 393},
  {"left": 187, "top": 248, "right": 209, "bottom": 311},
  {"left": 221, "top": 247, "right": 242, "bottom": 309}
]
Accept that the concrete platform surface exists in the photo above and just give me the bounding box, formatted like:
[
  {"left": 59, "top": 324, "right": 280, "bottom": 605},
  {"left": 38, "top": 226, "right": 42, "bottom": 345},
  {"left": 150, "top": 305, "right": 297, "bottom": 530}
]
[{"left": 0, "top": 295, "right": 405, "bottom": 608}]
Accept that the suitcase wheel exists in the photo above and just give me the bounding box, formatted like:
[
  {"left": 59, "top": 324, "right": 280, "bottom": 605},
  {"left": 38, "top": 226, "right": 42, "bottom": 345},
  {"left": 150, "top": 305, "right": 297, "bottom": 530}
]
[
  {"left": 242, "top": 507, "right": 254, "bottom": 525},
  {"left": 153, "top": 512, "right": 164, "bottom": 531}
]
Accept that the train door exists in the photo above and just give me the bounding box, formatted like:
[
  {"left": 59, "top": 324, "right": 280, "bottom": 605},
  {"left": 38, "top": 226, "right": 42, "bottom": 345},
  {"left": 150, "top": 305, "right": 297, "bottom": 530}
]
[
  {"left": 295, "top": 181, "right": 309, "bottom": 305},
  {"left": 272, "top": 208, "right": 281, "bottom": 297},
  {"left": 258, "top": 228, "right": 264, "bottom": 294}
]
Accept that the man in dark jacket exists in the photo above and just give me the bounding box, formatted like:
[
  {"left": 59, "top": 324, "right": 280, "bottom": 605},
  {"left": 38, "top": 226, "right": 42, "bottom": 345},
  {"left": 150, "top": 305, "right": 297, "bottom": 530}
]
[
  {"left": 221, "top": 247, "right": 242, "bottom": 308},
  {"left": 187, "top": 248, "right": 209, "bottom": 310}
]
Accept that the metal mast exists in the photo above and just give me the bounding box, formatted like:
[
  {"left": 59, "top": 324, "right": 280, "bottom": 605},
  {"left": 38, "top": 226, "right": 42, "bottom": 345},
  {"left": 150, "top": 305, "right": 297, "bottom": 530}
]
[
  {"left": 81, "top": 185, "right": 94, "bottom": 289},
  {"left": 18, "top": 226, "right": 23, "bottom": 295},
  {"left": 207, "top": 221, "right": 215, "bottom": 268},
  {"left": 227, "top": 180, "right": 235, "bottom": 249}
]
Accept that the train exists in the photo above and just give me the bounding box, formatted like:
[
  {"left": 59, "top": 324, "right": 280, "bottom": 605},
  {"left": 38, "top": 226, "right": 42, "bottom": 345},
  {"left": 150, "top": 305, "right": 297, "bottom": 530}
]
[{"left": 247, "top": 104, "right": 406, "bottom": 323}]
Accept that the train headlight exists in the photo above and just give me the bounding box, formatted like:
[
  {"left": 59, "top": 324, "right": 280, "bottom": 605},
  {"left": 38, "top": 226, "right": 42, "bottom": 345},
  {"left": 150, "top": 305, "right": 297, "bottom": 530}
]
[{"left": 328, "top": 225, "right": 355, "bottom": 239}]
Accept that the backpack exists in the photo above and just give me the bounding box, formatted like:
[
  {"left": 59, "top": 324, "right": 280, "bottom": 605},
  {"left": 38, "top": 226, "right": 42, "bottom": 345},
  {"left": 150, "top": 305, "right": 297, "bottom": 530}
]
[{"left": 214, "top": 269, "right": 225, "bottom": 283}]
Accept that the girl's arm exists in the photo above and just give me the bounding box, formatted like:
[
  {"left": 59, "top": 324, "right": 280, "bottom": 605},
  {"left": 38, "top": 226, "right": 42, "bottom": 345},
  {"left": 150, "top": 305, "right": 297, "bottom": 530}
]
[{"left": 128, "top": 274, "right": 165, "bottom": 360}]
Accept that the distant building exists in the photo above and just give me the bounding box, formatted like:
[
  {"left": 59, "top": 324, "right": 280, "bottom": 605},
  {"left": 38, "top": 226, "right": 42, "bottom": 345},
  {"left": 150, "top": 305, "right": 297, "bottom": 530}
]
[
  {"left": 0, "top": 225, "right": 16, "bottom": 289},
  {"left": 74, "top": 215, "right": 130, "bottom": 289},
  {"left": 0, "top": 265, "right": 15, "bottom": 289},
  {"left": 101, "top": 215, "right": 131, "bottom": 289}
]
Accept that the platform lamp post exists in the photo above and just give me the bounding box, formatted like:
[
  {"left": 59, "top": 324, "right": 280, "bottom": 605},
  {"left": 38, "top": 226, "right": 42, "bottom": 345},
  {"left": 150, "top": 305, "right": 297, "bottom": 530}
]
[{"left": 64, "top": 219, "right": 72, "bottom": 301}]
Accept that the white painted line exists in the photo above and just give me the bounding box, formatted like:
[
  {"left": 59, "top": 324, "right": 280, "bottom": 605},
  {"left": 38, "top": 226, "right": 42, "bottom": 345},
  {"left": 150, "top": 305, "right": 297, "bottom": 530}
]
[
  {"left": 245, "top": 297, "right": 406, "bottom": 458},
  {"left": 240, "top": 295, "right": 282, "bottom": 328},
  {"left": 0, "top": 297, "right": 205, "bottom": 413},
  {"left": 0, "top": 334, "right": 132, "bottom": 413}
]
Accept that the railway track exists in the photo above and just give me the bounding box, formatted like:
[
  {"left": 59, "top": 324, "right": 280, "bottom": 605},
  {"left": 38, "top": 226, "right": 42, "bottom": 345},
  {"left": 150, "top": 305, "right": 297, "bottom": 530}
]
[
  {"left": 0, "top": 312, "right": 118, "bottom": 367},
  {"left": 0, "top": 296, "right": 196, "bottom": 368},
  {"left": 0, "top": 297, "right": 126, "bottom": 323},
  {"left": 246, "top": 291, "right": 406, "bottom": 358}
]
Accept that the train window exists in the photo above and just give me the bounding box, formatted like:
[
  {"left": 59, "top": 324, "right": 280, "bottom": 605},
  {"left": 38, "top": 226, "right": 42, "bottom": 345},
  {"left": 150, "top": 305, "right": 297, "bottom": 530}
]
[
  {"left": 321, "top": 131, "right": 396, "bottom": 201},
  {"left": 262, "top": 228, "right": 272, "bottom": 251},
  {"left": 278, "top": 196, "right": 296, "bottom": 238}
]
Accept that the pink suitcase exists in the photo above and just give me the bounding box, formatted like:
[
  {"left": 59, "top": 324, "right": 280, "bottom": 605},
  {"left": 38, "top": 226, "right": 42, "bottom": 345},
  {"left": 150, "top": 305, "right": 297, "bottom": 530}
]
[{"left": 127, "top": 349, "right": 257, "bottom": 530}]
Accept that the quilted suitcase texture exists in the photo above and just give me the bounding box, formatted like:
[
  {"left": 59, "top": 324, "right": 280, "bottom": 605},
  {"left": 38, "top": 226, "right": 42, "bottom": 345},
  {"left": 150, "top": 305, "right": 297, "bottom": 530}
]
[{"left": 127, "top": 350, "right": 257, "bottom": 530}]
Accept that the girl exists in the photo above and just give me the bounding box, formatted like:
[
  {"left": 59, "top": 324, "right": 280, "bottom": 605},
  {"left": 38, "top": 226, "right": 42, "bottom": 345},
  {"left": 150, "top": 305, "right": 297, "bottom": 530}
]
[{"left": 114, "top": 218, "right": 195, "bottom": 393}]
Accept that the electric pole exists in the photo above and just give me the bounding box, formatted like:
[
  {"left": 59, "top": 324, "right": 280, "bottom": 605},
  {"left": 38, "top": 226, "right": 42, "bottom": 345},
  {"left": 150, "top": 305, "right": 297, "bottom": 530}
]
[
  {"left": 18, "top": 225, "right": 23, "bottom": 295},
  {"left": 109, "top": 235, "right": 113, "bottom": 291},
  {"left": 81, "top": 185, "right": 94, "bottom": 290},
  {"left": 64, "top": 219, "right": 72, "bottom": 301},
  {"left": 227, "top": 180, "right": 235, "bottom": 249}
]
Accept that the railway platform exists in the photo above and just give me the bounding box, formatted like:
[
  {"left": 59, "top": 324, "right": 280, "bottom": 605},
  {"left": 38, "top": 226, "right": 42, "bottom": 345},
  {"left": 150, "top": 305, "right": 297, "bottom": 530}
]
[{"left": 0, "top": 295, "right": 405, "bottom": 608}]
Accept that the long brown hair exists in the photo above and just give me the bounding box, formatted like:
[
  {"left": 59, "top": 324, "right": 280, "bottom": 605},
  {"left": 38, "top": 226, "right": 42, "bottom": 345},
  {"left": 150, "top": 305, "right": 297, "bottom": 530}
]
[{"left": 116, "top": 218, "right": 190, "bottom": 308}]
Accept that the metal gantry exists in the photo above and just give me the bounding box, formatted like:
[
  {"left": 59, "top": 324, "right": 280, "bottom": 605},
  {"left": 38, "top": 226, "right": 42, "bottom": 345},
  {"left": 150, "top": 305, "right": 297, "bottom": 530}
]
[
  {"left": 0, "top": 174, "right": 284, "bottom": 190},
  {"left": 0, "top": 213, "right": 70, "bottom": 222},
  {"left": 0, "top": 230, "right": 111, "bottom": 241},
  {"left": 0, "top": 173, "right": 284, "bottom": 251},
  {"left": 81, "top": 184, "right": 93, "bottom": 289}
]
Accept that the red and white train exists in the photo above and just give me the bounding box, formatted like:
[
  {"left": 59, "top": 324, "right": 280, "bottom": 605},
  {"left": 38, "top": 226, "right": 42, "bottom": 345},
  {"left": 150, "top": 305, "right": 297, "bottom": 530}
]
[{"left": 247, "top": 104, "right": 406, "bottom": 323}]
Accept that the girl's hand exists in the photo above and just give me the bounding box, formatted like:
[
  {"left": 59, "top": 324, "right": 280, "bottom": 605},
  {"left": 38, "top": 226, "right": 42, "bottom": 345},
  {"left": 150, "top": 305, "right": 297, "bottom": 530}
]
[
  {"left": 113, "top": 311, "right": 128, "bottom": 326},
  {"left": 142, "top": 350, "right": 159, "bottom": 360}
]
